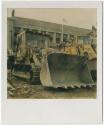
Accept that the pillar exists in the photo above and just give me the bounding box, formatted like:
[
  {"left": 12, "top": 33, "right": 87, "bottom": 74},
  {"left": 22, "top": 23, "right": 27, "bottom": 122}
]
[
  {"left": 75, "top": 35, "right": 78, "bottom": 44},
  {"left": 67, "top": 34, "right": 70, "bottom": 42}
]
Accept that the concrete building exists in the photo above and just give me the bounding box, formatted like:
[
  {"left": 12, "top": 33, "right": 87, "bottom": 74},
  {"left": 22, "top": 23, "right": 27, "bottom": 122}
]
[{"left": 7, "top": 16, "right": 92, "bottom": 50}]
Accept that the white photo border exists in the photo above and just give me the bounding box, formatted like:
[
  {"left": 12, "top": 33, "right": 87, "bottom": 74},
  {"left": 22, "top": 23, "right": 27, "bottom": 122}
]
[{"left": 2, "top": 1, "right": 103, "bottom": 125}]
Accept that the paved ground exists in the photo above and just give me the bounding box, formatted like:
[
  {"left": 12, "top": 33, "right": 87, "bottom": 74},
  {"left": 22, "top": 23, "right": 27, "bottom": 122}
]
[{"left": 7, "top": 76, "right": 96, "bottom": 99}]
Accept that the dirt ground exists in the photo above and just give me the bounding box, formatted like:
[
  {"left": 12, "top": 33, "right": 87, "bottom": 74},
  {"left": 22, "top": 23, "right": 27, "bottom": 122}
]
[{"left": 7, "top": 76, "right": 96, "bottom": 99}]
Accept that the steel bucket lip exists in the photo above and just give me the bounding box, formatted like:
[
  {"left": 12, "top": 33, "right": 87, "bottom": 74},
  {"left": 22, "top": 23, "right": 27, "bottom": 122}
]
[
  {"left": 42, "top": 83, "right": 96, "bottom": 88},
  {"left": 47, "top": 52, "right": 90, "bottom": 65},
  {"left": 47, "top": 52, "right": 86, "bottom": 58}
]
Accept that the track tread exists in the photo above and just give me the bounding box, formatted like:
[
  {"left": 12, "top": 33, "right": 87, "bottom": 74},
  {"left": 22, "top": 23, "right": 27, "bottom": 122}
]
[{"left": 30, "top": 65, "right": 41, "bottom": 83}]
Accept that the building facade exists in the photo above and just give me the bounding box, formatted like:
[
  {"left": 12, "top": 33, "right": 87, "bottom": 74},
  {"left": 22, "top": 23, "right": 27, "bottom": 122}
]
[{"left": 7, "top": 16, "right": 92, "bottom": 50}]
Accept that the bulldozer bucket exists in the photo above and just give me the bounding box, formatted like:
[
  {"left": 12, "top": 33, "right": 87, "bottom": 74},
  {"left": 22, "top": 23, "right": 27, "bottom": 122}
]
[{"left": 40, "top": 53, "right": 95, "bottom": 88}]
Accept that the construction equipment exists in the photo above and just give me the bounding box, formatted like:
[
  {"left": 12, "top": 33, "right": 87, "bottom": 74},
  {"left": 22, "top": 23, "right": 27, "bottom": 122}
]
[
  {"left": 40, "top": 53, "right": 96, "bottom": 88},
  {"left": 8, "top": 31, "right": 42, "bottom": 83},
  {"left": 61, "top": 39, "right": 97, "bottom": 81},
  {"left": 63, "top": 43, "right": 96, "bottom": 60},
  {"left": 8, "top": 30, "right": 96, "bottom": 88}
]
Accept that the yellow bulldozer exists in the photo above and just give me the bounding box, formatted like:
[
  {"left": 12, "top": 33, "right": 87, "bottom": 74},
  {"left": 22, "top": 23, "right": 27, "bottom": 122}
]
[
  {"left": 56, "top": 40, "right": 97, "bottom": 85},
  {"left": 40, "top": 43, "right": 96, "bottom": 88},
  {"left": 61, "top": 42, "right": 96, "bottom": 60},
  {"left": 8, "top": 30, "right": 96, "bottom": 88}
]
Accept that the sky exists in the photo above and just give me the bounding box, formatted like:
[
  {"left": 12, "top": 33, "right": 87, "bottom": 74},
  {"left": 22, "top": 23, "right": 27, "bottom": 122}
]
[{"left": 7, "top": 8, "right": 97, "bottom": 29}]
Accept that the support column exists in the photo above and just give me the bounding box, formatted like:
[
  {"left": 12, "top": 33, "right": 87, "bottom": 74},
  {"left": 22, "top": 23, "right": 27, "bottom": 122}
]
[
  {"left": 75, "top": 35, "right": 78, "bottom": 44},
  {"left": 67, "top": 34, "right": 70, "bottom": 42},
  {"left": 11, "top": 21, "right": 14, "bottom": 49},
  {"left": 11, "top": 18, "right": 15, "bottom": 50}
]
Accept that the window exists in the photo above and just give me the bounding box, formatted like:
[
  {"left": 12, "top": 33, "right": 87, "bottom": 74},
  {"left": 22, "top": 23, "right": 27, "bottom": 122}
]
[
  {"left": 14, "top": 27, "right": 21, "bottom": 34},
  {"left": 49, "top": 32, "right": 53, "bottom": 40},
  {"left": 78, "top": 36, "right": 92, "bottom": 44},
  {"left": 63, "top": 34, "right": 68, "bottom": 42},
  {"left": 56, "top": 33, "right": 61, "bottom": 43}
]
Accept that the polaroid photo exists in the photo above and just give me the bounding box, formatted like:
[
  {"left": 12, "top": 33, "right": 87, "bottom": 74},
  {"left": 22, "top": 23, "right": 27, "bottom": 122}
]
[{"left": 2, "top": 1, "right": 103, "bottom": 125}]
